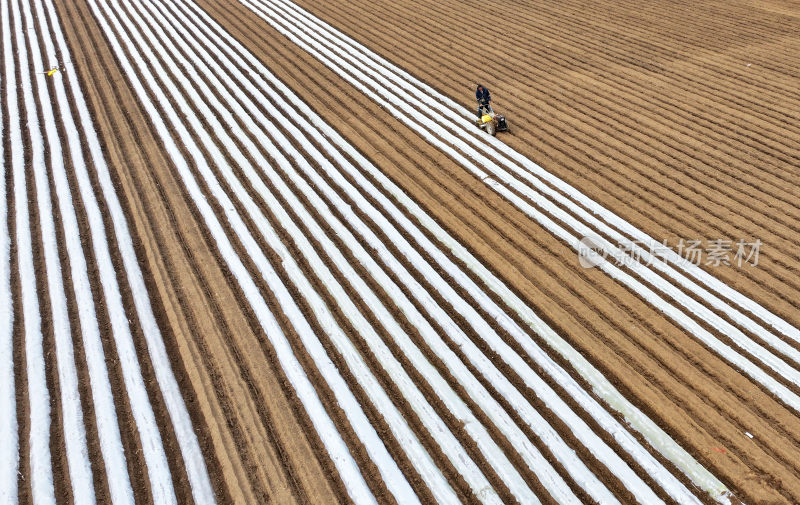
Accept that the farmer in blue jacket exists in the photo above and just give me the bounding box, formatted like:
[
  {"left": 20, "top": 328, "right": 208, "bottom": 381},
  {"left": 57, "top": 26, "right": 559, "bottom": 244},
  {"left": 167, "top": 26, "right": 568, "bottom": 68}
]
[{"left": 476, "top": 84, "right": 493, "bottom": 119}]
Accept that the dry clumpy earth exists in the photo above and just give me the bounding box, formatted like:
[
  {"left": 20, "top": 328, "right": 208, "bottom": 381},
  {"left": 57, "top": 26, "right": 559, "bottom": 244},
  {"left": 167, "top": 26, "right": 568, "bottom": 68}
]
[{"left": 41, "top": 0, "right": 800, "bottom": 503}]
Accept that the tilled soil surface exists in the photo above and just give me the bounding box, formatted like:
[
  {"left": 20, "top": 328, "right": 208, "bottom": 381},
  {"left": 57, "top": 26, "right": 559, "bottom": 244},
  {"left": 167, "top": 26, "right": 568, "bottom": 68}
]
[
  {"left": 5, "top": 0, "right": 799, "bottom": 503},
  {"left": 51, "top": 0, "right": 349, "bottom": 503}
]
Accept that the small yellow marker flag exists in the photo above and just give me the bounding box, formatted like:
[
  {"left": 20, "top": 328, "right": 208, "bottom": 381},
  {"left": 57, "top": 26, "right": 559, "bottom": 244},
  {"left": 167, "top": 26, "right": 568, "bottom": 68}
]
[{"left": 46, "top": 68, "right": 59, "bottom": 77}]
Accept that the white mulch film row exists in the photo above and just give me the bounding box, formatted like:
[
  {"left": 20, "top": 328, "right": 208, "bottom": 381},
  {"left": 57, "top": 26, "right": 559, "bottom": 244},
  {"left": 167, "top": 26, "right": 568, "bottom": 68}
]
[
  {"left": 99, "top": 0, "right": 503, "bottom": 502},
  {"left": 143, "top": 0, "right": 704, "bottom": 504},
  {"left": 136, "top": 0, "right": 640, "bottom": 503},
  {"left": 244, "top": 0, "right": 800, "bottom": 485},
  {"left": 0, "top": 0, "right": 17, "bottom": 502},
  {"left": 36, "top": 0, "right": 216, "bottom": 499},
  {"left": 133, "top": 0, "right": 620, "bottom": 503},
  {"left": 8, "top": 0, "right": 795, "bottom": 503},
  {"left": 8, "top": 0, "right": 55, "bottom": 500},
  {"left": 87, "top": 0, "right": 734, "bottom": 503},
  {"left": 241, "top": 0, "right": 800, "bottom": 412},
  {"left": 25, "top": 0, "right": 136, "bottom": 501},
  {"left": 260, "top": 0, "right": 800, "bottom": 355},
  {"left": 233, "top": 0, "right": 739, "bottom": 500},
  {"left": 1, "top": 0, "right": 217, "bottom": 503},
  {"left": 17, "top": 0, "right": 94, "bottom": 502},
  {"left": 82, "top": 0, "right": 380, "bottom": 503}
]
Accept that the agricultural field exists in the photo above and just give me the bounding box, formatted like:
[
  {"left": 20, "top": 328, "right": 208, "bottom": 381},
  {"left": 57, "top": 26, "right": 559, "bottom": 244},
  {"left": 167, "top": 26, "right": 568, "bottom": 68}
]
[{"left": 2, "top": 0, "right": 799, "bottom": 503}]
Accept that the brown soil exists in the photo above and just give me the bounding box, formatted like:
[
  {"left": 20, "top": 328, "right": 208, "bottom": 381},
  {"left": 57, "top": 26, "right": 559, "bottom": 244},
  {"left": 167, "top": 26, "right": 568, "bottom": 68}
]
[{"left": 6, "top": 0, "right": 799, "bottom": 503}]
